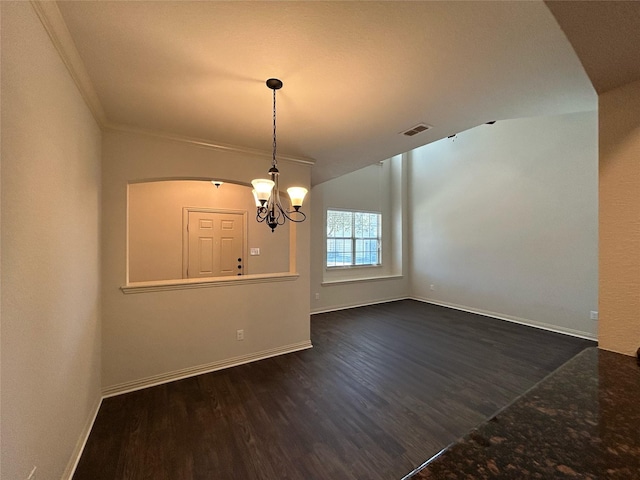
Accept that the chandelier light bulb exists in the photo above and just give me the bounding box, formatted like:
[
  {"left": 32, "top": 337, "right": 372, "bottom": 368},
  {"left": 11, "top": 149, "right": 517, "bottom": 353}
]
[
  {"left": 251, "top": 189, "right": 262, "bottom": 208},
  {"left": 251, "top": 178, "right": 275, "bottom": 205},
  {"left": 287, "top": 187, "right": 308, "bottom": 210}
]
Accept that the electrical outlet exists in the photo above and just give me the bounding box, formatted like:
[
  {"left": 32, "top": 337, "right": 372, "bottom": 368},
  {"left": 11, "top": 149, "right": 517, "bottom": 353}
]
[
  {"left": 430, "top": 284, "right": 435, "bottom": 291},
  {"left": 27, "top": 466, "right": 37, "bottom": 480},
  {"left": 236, "top": 329, "right": 244, "bottom": 341},
  {"left": 315, "top": 293, "right": 320, "bottom": 300},
  {"left": 590, "top": 311, "right": 598, "bottom": 321}
]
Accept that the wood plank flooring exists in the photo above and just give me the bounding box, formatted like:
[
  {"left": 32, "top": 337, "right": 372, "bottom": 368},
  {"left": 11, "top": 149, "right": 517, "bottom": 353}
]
[{"left": 73, "top": 300, "right": 594, "bottom": 480}]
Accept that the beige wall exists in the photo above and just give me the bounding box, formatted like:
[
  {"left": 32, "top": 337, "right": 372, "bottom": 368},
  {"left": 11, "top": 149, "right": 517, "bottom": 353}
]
[
  {"left": 409, "top": 112, "right": 598, "bottom": 338},
  {"left": 599, "top": 79, "right": 640, "bottom": 355},
  {"left": 1, "top": 3, "right": 102, "bottom": 479},
  {"left": 102, "top": 129, "right": 311, "bottom": 389},
  {"left": 310, "top": 156, "right": 410, "bottom": 313},
  {"left": 129, "top": 180, "right": 289, "bottom": 282}
]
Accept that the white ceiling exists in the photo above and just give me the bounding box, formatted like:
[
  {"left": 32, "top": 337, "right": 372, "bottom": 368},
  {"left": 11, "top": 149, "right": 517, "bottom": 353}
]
[{"left": 55, "top": 1, "right": 597, "bottom": 185}]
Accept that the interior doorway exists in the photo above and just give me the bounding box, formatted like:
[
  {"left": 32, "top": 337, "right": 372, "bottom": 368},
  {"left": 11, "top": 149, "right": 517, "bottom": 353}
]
[{"left": 183, "top": 208, "right": 247, "bottom": 278}]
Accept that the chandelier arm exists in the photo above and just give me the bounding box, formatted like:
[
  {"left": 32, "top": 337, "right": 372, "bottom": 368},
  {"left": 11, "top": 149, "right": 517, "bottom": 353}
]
[
  {"left": 273, "top": 201, "right": 288, "bottom": 225},
  {"left": 257, "top": 194, "right": 306, "bottom": 225},
  {"left": 281, "top": 209, "right": 307, "bottom": 223},
  {"left": 256, "top": 207, "right": 269, "bottom": 222}
]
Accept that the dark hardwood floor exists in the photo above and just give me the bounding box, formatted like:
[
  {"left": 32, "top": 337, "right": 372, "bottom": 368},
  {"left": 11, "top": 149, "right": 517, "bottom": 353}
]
[{"left": 73, "top": 300, "right": 594, "bottom": 480}]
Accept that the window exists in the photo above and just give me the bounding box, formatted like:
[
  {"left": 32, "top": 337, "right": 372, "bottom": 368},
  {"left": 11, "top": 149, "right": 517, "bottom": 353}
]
[{"left": 326, "top": 209, "right": 381, "bottom": 267}]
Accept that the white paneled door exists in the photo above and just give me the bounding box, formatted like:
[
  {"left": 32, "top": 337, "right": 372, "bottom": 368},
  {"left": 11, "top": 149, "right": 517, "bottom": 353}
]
[{"left": 186, "top": 210, "right": 245, "bottom": 277}]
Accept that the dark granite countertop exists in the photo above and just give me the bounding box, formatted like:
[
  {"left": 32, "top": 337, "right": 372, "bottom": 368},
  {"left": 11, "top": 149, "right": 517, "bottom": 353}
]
[{"left": 405, "top": 347, "right": 640, "bottom": 479}]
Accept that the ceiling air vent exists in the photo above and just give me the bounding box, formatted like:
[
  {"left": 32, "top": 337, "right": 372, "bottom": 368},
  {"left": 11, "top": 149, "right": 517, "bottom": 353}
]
[{"left": 402, "top": 123, "right": 432, "bottom": 137}]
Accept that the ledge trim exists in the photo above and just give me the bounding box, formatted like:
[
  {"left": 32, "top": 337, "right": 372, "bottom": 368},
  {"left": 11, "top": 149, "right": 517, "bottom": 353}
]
[
  {"left": 121, "top": 272, "right": 299, "bottom": 294},
  {"left": 321, "top": 274, "right": 403, "bottom": 286}
]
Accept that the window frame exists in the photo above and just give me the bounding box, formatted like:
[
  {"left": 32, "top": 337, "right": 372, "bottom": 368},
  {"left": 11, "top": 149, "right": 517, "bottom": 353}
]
[{"left": 326, "top": 208, "right": 382, "bottom": 269}]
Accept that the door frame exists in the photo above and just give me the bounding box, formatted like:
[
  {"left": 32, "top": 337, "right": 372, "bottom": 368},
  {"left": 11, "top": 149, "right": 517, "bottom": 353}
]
[{"left": 182, "top": 207, "right": 248, "bottom": 279}]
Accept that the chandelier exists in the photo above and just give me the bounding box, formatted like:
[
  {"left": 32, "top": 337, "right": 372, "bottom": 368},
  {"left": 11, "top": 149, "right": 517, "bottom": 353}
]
[{"left": 251, "top": 78, "right": 307, "bottom": 232}]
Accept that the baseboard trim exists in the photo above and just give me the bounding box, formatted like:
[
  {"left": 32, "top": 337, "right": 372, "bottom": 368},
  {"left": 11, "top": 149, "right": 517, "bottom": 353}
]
[
  {"left": 102, "top": 340, "right": 313, "bottom": 398},
  {"left": 310, "top": 296, "right": 410, "bottom": 315},
  {"left": 410, "top": 296, "right": 597, "bottom": 341},
  {"left": 61, "top": 395, "right": 103, "bottom": 480}
]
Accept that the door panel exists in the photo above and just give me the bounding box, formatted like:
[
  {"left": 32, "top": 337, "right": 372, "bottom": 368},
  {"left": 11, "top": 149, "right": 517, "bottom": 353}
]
[
  {"left": 219, "top": 238, "right": 235, "bottom": 274},
  {"left": 198, "top": 237, "right": 214, "bottom": 275}
]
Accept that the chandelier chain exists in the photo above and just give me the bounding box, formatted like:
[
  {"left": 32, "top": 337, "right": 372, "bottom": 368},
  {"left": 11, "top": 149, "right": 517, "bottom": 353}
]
[{"left": 272, "top": 88, "right": 277, "bottom": 167}]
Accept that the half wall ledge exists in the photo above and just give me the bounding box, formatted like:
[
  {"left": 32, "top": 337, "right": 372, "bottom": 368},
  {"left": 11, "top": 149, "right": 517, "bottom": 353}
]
[{"left": 121, "top": 272, "right": 299, "bottom": 294}]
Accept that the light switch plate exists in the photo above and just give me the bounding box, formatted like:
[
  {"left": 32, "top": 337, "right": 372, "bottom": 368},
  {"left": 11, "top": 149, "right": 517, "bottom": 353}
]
[{"left": 250, "top": 248, "right": 260, "bottom": 256}]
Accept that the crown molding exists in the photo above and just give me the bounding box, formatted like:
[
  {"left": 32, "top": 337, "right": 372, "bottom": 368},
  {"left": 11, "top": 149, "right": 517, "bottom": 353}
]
[
  {"left": 30, "top": 1, "right": 108, "bottom": 127},
  {"left": 105, "top": 123, "right": 316, "bottom": 166},
  {"left": 30, "top": 1, "right": 315, "bottom": 168}
]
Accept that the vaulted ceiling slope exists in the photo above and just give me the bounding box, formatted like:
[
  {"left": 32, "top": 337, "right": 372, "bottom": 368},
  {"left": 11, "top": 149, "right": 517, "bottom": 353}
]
[
  {"left": 54, "top": 1, "right": 596, "bottom": 185},
  {"left": 546, "top": 0, "right": 640, "bottom": 95}
]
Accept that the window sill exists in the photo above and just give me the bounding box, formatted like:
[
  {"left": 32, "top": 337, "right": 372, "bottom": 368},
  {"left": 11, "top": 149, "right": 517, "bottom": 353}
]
[
  {"left": 121, "top": 272, "right": 299, "bottom": 294},
  {"left": 326, "top": 263, "right": 381, "bottom": 270},
  {"left": 321, "top": 274, "right": 403, "bottom": 286}
]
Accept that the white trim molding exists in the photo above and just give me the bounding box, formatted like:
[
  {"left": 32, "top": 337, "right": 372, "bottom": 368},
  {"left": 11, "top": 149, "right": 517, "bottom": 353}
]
[
  {"left": 29, "top": 1, "right": 316, "bottom": 168},
  {"left": 311, "top": 296, "right": 409, "bottom": 315},
  {"left": 121, "top": 272, "right": 299, "bottom": 294},
  {"left": 411, "top": 296, "right": 597, "bottom": 341},
  {"left": 64, "top": 341, "right": 312, "bottom": 476},
  {"left": 105, "top": 123, "right": 315, "bottom": 167},
  {"left": 30, "top": 1, "right": 108, "bottom": 126},
  {"left": 321, "top": 274, "right": 403, "bottom": 286},
  {"left": 102, "top": 340, "right": 313, "bottom": 398},
  {"left": 61, "top": 396, "right": 103, "bottom": 480}
]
